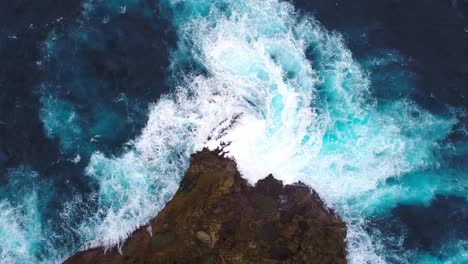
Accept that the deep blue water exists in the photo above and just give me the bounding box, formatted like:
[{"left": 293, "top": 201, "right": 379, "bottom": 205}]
[{"left": 0, "top": 0, "right": 466, "bottom": 263}]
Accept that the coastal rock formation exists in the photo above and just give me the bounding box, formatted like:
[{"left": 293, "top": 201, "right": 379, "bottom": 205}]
[{"left": 65, "top": 149, "right": 347, "bottom": 263}]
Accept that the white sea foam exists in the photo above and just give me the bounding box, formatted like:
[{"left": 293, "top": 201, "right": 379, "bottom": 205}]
[
  {"left": 0, "top": 168, "right": 47, "bottom": 264},
  {"left": 74, "top": 0, "right": 457, "bottom": 263},
  {"left": 0, "top": 0, "right": 459, "bottom": 263}
]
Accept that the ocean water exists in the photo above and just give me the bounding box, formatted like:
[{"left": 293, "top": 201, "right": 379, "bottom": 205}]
[{"left": 0, "top": 0, "right": 466, "bottom": 263}]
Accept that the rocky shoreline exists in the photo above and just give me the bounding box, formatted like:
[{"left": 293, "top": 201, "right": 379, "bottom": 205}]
[{"left": 65, "top": 149, "right": 347, "bottom": 263}]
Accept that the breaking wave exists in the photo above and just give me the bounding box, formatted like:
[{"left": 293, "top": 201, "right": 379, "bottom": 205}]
[{"left": 1, "top": 0, "right": 466, "bottom": 263}]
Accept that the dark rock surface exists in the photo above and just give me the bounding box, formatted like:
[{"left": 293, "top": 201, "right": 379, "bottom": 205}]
[{"left": 65, "top": 149, "right": 347, "bottom": 264}]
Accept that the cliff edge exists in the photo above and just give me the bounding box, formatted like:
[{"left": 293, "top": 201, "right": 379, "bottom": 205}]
[{"left": 65, "top": 149, "right": 347, "bottom": 263}]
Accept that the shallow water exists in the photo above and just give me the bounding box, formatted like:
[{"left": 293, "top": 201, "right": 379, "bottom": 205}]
[{"left": 0, "top": 0, "right": 466, "bottom": 263}]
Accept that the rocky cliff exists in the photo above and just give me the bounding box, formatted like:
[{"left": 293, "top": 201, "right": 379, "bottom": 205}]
[{"left": 65, "top": 149, "right": 347, "bottom": 263}]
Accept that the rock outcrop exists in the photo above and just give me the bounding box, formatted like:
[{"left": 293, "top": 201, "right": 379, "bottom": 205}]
[{"left": 65, "top": 149, "right": 347, "bottom": 263}]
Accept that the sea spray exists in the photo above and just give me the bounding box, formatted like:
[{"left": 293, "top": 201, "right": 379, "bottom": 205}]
[
  {"left": 62, "top": 0, "right": 465, "bottom": 262},
  {"left": 0, "top": 0, "right": 465, "bottom": 263}
]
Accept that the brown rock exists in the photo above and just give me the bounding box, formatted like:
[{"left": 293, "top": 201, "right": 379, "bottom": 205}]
[
  {"left": 64, "top": 148, "right": 347, "bottom": 264},
  {"left": 151, "top": 231, "right": 176, "bottom": 250},
  {"left": 196, "top": 231, "right": 211, "bottom": 244}
]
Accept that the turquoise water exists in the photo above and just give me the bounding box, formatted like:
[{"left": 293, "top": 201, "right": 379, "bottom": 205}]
[{"left": 0, "top": 0, "right": 466, "bottom": 263}]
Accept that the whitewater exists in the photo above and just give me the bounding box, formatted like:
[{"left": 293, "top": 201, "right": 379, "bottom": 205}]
[{"left": 0, "top": 0, "right": 466, "bottom": 263}]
